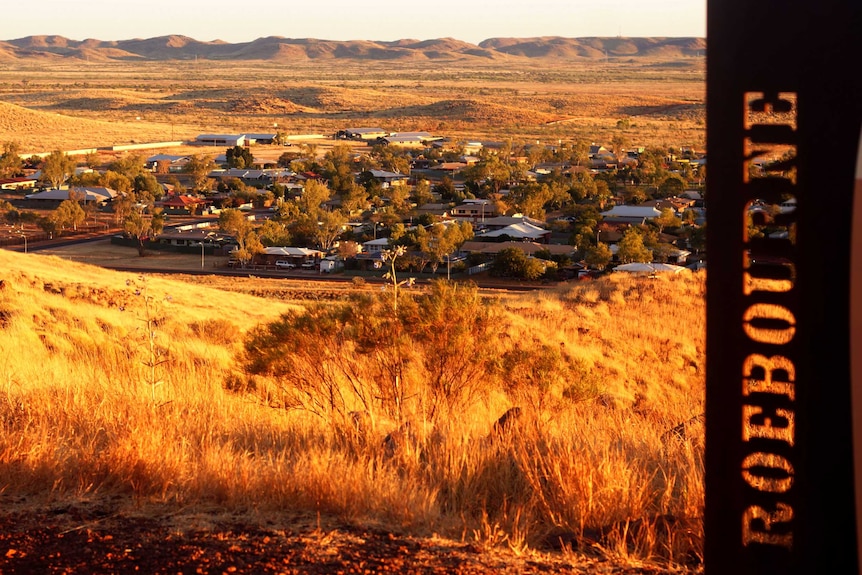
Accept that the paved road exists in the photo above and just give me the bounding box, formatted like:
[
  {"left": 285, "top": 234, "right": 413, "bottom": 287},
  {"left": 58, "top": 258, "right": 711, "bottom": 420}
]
[{"left": 6, "top": 227, "right": 555, "bottom": 293}]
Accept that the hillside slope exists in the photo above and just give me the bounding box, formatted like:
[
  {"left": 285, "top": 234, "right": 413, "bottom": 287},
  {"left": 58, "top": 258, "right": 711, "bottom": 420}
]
[{"left": 0, "top": 248, "right": 705, "bottom": 569}]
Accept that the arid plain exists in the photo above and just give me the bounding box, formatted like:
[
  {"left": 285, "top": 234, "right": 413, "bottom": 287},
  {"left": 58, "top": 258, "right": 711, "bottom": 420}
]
[{"left": 0, "top": 36, "right": 704, "bottom": 155}]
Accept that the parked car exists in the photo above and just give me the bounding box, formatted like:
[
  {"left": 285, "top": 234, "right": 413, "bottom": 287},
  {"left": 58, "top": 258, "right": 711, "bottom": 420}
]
[
  {"left": 301, "top": 261, "right": 315, "bottom": 269},
  {"left": 275, "top": 260, "right": 296, "bottom": 269}
]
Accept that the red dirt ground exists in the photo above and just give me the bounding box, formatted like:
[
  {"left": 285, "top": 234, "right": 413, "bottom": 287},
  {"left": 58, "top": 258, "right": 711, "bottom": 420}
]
[{"left": 0, "top": 501, "right": 686, "bottom": 574}]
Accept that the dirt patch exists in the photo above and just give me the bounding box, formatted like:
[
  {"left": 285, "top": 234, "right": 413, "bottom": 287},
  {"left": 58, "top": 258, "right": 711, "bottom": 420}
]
[{"left": 0, "top": 502, "right": 677, "bottom": 574}]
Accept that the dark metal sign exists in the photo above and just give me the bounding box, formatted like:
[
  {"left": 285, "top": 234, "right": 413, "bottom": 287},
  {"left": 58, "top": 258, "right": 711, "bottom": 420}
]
[{"left": 706, "top": 1, "right": 861, "bottom": 573}]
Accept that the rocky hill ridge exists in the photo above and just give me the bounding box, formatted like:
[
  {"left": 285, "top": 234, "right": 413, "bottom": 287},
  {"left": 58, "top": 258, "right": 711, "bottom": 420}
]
[{"left": 0, "top": 35, "right": 706, "bottom": 62}]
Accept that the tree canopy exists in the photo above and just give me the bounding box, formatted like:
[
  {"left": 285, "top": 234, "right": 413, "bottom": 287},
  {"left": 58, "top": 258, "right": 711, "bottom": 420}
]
[{"left": 39, "top": 150, "right": 77, "bottom": 190}]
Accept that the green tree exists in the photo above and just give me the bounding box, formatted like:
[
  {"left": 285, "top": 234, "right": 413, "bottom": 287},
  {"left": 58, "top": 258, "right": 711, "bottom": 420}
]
[
  {"left": 83, "top": 151, "right": 101, "bottom": 169},
  {"left": 315, "top": 210, "right": 347, "bottom": 251},
  {"left": 40, "top": 150, "right": 77, "bottom": 189},
  {"left": 0, "top": 142, "right": 23, "bottom": 178},
  {"left": 133, "top": 172, "right": 165, "bottom": 201},
  {"left": 50, "top": 199, "right": 86, "bottom": 233},
  {"left": 616, "top": 227, "right": 653, "bottom": 263},
  {"left": 658, "top": 174, "right": 686, "bottom": 198},
  {"left": 298, "top": 179, "right": 332, "bottom": 218},
  {"left": 256, "top": 219, "right": 292, "bottom": 247},
  {"left": 124, "top": 206, "right": 165, "bottom": 256},
  {"left": 226, "top": 146, "right": 255, "bottom": 169},
  {"left": 634, "top": 147, "right": 668, "bottom": 187},
  {"left": 320, "top": 144, "right": 357, "bottom": 194},
  {"left": 491, "top": 247, "right": 545, "bottom": 280},
  {"left": 411, "top": 179, "right": 434, "bottom": 207},
  {"left": 611, "top": 134, "right": 630, "bottom": 160},
  {"left": 108, "top": 153, "right": 147, "bottom": 179},
  {"left": 433, "top": 177, "right": 458, "bottom": 201},
  {"left": 420, "top": 221, "right": 473, "bottom": 274},
  {"left": 584, "top": 242, "right": 613, "bottom": 270},
  {"left": 183, "top": 154, "right": 216, "bottom": 192},
  {"left": 508, "top": 182, "right": 551, "bottom": 220},
  {"left": 219, "top": 208, "right": 262, "bottom": 265},
  {"left": 654, "top": 207, "right": 682, "bottom": 233}
]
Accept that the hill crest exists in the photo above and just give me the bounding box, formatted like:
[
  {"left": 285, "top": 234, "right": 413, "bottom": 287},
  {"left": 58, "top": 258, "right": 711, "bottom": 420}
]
[{"left": 0, "top": 35, "right": 705, "bottom": 62}]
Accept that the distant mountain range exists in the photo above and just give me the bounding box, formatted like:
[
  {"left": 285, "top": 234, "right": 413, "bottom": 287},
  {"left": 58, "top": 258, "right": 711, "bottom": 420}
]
[{"left": 0, "top": 35, "right": 706, "bottom": 62}]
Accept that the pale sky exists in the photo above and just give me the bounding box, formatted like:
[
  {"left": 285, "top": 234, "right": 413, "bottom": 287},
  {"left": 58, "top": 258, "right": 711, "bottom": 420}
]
[{"left": 2, "top": 0, "right": 704, "bottom": 45}]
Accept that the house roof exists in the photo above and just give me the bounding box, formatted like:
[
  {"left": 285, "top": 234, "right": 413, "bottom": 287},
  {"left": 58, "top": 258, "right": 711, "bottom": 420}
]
[
  {"left": 159, "top": 195, "right": 207, "bottom": 207},
  {"left": 262, "top": 247, "right": 324, "bottom": 257},
  {"left": 197, "top": 134, "right": 245, "bottom": 141},
  {"left": 25, "top": 187, "right": 118, "bottom": 202},
  {"left": 433, "top": 162, "right": 467, "bottom": 171},
  {"left": 600, "top": 205, "right": 662, "bottom": 218},
  {"left": 613, "top": 262, "right": 689, "bottom": 274},
  {"left": 368, "top": 169, "right": 408, "bottom": 179},
  {"left": 344, "top": 127, "right": 387, "bottom": 135},
  {"left": 479, "top": 215, "right": 545, "bottom": 228},
  {"left": 0, "top": 176, "right": 37, "bottom": 187},
  {"left": 146, "top": 154, "right": 188, "bottom": 163},
  {"left": 477, "top": 222, "right": 549, "bottom": 240},
  {"left": 381, "top": 136, "right": 426, "bottom": 145},
  {"left": 363, "top": 238, "right": 391, "bottom": 247},
  {"left": 390, "top": 131, "right": 434, "bottom": 139},
  {"left": 460, "top": 241, "right": 576, "bottom": 256}
]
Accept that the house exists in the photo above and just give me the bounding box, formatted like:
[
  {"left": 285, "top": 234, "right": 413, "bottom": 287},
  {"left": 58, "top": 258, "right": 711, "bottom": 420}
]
[
  {"left": 613, "top": 262, "right": 689, "bottom": 275},
  {"left": 256, "top": 246, "right": 324, "bottom": 267},
  {"left": 0, "top": 176, "right": 38, "bottom": 190},
  {"left": 432, "top": 162, "right": 468, "bottom": 174},
  {"left": 157, "top": 194, "right": 209, "bottom": 215},
  {"left": 243, "top": 133, "right": 277, "bottom": 145},
  {"left": 209, "top": 168, "right": 295, "bottom": 186},
  {"left": 380, "top": 132, "right": 439, "bottom": 147},
  {"left": 146, "top": 154, "right": 188, "bottom": 172},
  {"left": 24, "top": 186, "right": 118, "bottom": 206},
  {"left": 641, "top": 197, "right": 697, "bottom": 214},
  {"left": 362, "top": 237, "right": 390, "bottom": 254},
  {"left": 155, "top": 226, "right": 229, "bottom": 248},
  {"left": 413, "top": 203, "right": 451, "bottom": 218},
  {"left": 336, "top": 127, "right": 388, "bottom": 141},
  {"left": 476, "top": 221, "right": 551, "bottom": 243},
  {"left": 379, "top": 135, "right": 426, "bottom": 148},
  {"left": 319, "top": 256, "right": 344, "bottom": 273},
  {"left": 460, "top": 240, "right": 576, "bottom": 258},
  {"left": 364, "top": 169, "right": 409, "bottom": 188},
  {"left": 600, "top": 205, "right": 662, "bottom": 224},
  {"left": 477, "top": 215, "right": 545, "bottom": 231},
  {"left": 589, "top": 144, "right": 613, "bottom": 158},
  {"left": 196, "top": 134, "right": 246, "bottom": 147},
  {"left": 450, "top": 200, "right": 497, "bottom": 222}
]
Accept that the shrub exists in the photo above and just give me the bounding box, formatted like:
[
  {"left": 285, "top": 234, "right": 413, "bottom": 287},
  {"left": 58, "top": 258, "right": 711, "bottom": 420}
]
[{"left": 242, "top": 281, "right": 507, "bottom": 425}]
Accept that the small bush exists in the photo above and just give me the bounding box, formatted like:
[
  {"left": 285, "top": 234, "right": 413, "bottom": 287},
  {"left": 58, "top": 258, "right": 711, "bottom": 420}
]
[{"left": 189, "top": 318, "right": 239, "bottom": 345}]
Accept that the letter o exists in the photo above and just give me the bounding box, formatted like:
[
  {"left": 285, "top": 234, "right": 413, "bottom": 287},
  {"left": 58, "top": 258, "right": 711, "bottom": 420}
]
[
  {"left": 743, "top": 303, "right": 796, "bottom": 344},
  {"left": 742, "top": 452, "right": 794, "bottom": 493}
]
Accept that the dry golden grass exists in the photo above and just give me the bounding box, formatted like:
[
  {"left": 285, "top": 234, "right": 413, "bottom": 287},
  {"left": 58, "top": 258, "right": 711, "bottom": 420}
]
[
  {"left": 0, "top": 247, "right": 704, "bottom": 568},
  {"left": 0, "top": 59, "right": 704, "bottom": 153}
]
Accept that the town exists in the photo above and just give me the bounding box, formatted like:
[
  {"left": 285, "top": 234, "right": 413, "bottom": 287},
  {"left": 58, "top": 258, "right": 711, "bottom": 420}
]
[{"left": 0, "top": 125, "right": 736, "bottom": 283}]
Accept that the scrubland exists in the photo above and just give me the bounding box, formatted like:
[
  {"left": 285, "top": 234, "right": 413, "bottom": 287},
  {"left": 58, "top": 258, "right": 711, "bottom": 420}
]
[
  {"left": 0, "top": 248, "right": 704, "bottom": 569},
  {"left": 0, "top": 58, "right": 704, "bottom": 153}
]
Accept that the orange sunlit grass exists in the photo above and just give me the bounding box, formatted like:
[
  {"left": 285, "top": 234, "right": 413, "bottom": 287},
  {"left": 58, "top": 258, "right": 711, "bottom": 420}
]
[{"left": 0, "top": 248, "right": 704, "bottom": 567}]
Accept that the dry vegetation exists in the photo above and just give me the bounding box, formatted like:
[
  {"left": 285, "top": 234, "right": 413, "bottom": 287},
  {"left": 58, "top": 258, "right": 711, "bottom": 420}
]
[
  {"left": 0, "top": 248, "right": 704, "bottom": 571},
  {"left": 0, "top": 57, "right": 704, "bottom": 154}
]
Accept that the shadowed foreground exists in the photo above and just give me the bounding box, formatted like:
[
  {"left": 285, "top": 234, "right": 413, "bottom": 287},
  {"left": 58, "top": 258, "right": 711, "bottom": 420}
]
[{"left": 0, "top": 502, "right": 680, "bottom": 574}]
